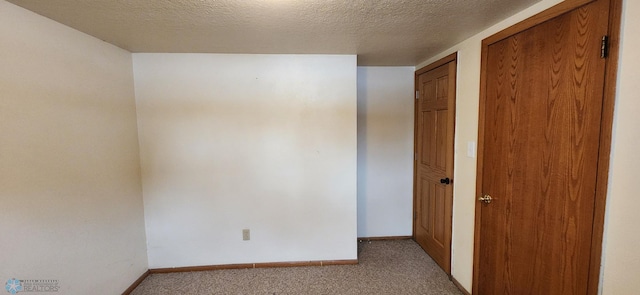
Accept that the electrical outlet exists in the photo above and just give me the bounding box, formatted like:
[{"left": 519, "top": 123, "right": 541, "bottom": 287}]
[{"left": 242, "top": 229, "right": 250, "bottom": 241}]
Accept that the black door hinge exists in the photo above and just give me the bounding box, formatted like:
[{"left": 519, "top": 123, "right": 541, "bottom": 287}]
[{"left": 601, "top": 35, "right": 609, "bottom": 59}]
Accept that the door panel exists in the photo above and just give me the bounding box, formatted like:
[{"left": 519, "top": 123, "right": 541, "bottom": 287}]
[
  {"left": 414, "top": 55, "right": 456, "bottom": 274},
  {"left": 419, "top": 178, "right": 432, "bottom": 236},
  {"left": 436, "top": 110, "right": 448, "bottom": 169},
  {"left": 475, "top": 0, "right": 611, "bottom": 293},
  {"left": 421, "top": 112, "right": 435, "bottom": 167},
  {"left": 433, "top": 184, "right": 446, "bottom": 245}
]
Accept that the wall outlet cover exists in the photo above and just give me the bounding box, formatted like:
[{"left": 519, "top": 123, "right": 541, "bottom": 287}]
[{"left": 242, "top": 229, "right": 250, "bottom": 241}]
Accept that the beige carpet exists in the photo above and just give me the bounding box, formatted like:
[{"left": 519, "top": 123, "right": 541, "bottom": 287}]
[{"left": 131, "top": 239, "right": 463, "bottom": 295}]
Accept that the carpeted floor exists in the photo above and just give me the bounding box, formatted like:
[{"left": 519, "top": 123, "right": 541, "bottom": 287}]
[{"left": 131, "top": 239, "right": 463, "bottom": 295}]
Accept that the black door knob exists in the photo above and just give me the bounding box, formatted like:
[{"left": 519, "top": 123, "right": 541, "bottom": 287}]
[{"left": 440, "top": 178, "right": 451, "bottom": 185}]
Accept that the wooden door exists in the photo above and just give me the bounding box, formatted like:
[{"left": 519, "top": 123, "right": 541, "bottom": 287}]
[
  {"left": 474, "top": 0, "right": 616, "bottom": 294},
  {"left": 414, "top": 54, "right": 456, "bottom": 274}
]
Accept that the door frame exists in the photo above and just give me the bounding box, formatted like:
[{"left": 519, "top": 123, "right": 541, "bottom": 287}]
[
  {"left": 412, "top": 52, "right": 458, "bottom": 273},
  {"left": 472, "top": 0, "right": 623, "bottom": 294}
]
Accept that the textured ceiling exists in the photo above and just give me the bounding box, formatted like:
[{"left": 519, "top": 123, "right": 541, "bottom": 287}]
[{"left": 6, "top": 0, "right": 541, "bottom": 66}]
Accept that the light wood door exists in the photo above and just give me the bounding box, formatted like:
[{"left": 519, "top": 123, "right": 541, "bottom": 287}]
[
  {"left": 474, "top": 0, "right": 613, "bottom": 294},
  {"left": 414, "top": 55, "right": 456, "bottom": 274}
]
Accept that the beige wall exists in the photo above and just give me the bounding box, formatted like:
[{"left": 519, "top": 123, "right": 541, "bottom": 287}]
[
  {"left": 0, "top": 1, "right": 147, "bottom": 295},
  {"left": 357, "top": 67, "right": 415, "bottom": 238},
  {"left": 133, "top": 54, "right": 358, "bottom": 268},
  {"left": 416, "top": 0, "right": 639, "bottom": 293},
  {"left": 601, "top": 0, "right": 640, "bottom": 293}
]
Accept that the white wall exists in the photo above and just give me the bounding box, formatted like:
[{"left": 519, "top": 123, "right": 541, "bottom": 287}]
[
  {"left": 133, "top": 54, "right": 358, "bottom": 268},
  {"left": 356, "top": 67, "right": 415, "bottom": 238},
  {"left": 601, "top": 0, "right": 640, "bottom": 293},
  {"left": 0, "top": 1, "right": 147, "bottom": 294},
  {"left": 416, "top": 0, "right": 640, "bottom": 293}
]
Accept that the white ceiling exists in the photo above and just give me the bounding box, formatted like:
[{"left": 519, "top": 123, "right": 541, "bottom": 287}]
[{"left": 6, "top": 0, "right": 541, "bottom": 66}]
